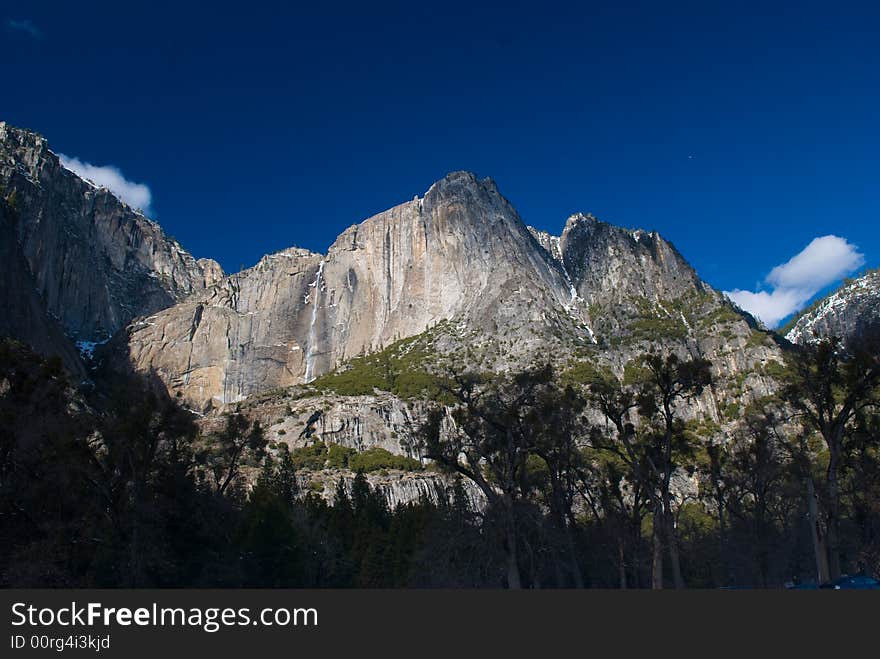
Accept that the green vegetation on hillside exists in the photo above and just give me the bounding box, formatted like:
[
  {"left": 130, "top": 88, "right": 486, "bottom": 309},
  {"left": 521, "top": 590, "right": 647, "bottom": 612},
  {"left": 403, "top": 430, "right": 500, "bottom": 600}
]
[
  {"left": 627, "top": 314, "right": 689, "bottom": 342},
  {"left": 613, "top": 295, "right": 696, "bottom": 345},
  {"left": 696, "top": 300, "right": 742, "bottom": 329},
  {"left": 309, "top": 334, "right": 442, "bottom": 399},
  {"left": 288, "top": 441, "right": 421, "bottom": 472},
  {"left": 560, "top": 359, "right": 603, "bottom": 387}
]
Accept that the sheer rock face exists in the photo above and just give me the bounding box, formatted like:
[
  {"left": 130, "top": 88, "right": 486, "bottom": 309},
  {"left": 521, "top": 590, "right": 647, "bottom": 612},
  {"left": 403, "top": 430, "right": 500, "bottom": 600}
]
[
  {"left": 0, "top": 200, "right": 85, "bottom": 377},
  {"left": 123, "top": 172, "right": 583, "bottom": 409},
  {"left": 124, "top": 247, "right": 325, "bottom": 408},
  {"left": 319, "top": 172, "right": 574, "bottom": 357},
  {"left": 0, "top": 122, "right": 223, "bottom": 346},
  {"left": 785, "top": 270, "right": 880, "bottom": 345}
]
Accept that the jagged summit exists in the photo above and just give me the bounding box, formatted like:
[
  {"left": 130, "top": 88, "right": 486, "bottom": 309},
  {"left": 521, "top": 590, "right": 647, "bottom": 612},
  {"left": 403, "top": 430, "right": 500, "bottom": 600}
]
[
  {"left": 564, "top": 211, "right": 599, "bottom": 227},
  {"left": 253, "top": 245, "right": 323, "bottom": 266},
  {"left": 0, "top": 123, "right": 52, "bottom": 190},
  {"left": 422, "top": 170, "right": 499, "bottom": 197},
  {"left": 2, "top": 122, "right": 141, "bottom": 219},
  {"left": 528, "top": 209, "right": 705, "bottom": 312}
]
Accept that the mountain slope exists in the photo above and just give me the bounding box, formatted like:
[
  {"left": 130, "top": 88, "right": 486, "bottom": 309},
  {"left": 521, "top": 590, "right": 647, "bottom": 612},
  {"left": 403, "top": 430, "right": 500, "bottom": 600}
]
[
  {"left": 0, "top": 122, "right": 223, "bottom": 349},
  {"left": 784, "top": 269, "right": 880, "bottom": 344},
  {"left": 118, "top": 172, "right": 782, "bottom": 420}
]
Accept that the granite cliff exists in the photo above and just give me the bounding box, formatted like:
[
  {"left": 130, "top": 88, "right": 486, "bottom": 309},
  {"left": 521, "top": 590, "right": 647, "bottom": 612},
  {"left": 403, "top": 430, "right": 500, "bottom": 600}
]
[{"left": 122, "top": 172, "right": 585, "bottom": 409}]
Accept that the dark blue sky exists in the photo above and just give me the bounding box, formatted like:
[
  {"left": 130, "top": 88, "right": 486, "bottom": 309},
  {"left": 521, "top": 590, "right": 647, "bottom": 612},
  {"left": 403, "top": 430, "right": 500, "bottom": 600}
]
[{"left": 3, "top": 1, "right": 879, "bottom": 325}]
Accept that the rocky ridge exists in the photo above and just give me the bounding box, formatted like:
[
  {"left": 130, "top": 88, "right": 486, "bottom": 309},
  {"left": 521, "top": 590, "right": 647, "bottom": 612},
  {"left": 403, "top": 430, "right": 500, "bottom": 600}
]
[
  {"left": 784, "top": 269, "right": 880, "bottom": 345},
  {"left": 2, "top": 121, "right": 791, "bottom": 507}
]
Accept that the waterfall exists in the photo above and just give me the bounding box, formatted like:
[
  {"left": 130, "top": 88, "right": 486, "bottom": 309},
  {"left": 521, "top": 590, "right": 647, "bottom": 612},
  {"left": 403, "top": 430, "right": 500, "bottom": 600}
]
[{"left": 304, "top": 260, "right": 325, "bottom": 382}]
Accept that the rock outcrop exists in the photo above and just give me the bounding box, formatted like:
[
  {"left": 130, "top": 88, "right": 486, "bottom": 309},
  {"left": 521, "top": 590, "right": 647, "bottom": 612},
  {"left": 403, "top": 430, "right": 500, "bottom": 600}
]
[
  {"left": 303, "top": 470, "right": 486, "bottom": 511},
  {"left": 561, "top": 213, "right": 704, "bottom": 309}
]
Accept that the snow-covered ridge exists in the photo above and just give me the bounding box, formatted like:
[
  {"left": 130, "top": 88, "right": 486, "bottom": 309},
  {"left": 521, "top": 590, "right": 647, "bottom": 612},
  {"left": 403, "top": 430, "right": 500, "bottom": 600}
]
[{"left": 785, "top": 270, "right": 880, "bottom": 344}]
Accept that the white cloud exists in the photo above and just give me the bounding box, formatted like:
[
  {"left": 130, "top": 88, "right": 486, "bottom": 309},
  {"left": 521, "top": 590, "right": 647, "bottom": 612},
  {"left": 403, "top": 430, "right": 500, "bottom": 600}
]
[
  {"left": 724, "top": 235, "right": 865, "bottom": 328},
  {"left": 724, "top": 288, "right": 805, "bottom": 329},
  {"left": 58, "top": 154, "right": 153, "bottom": 216},
  {"left": 766, "top": 235, "right": 865, "bottom": 291}
]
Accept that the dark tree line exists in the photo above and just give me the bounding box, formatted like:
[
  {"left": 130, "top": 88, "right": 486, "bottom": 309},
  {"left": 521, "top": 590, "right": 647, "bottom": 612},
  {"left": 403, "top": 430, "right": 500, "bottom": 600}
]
[
  {"left": 420, "top": 333, "right": 879, "bottom": 588},
  {"left": 1, "top": 330, "right": 878, "bottom": 588},
  {"left": 0, "top": 339, "right": 497, "bottom": 587}
]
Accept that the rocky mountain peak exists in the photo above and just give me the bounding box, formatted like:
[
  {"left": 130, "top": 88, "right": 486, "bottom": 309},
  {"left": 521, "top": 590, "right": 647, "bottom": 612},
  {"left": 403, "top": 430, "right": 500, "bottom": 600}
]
[
  {"left": 563, "top": 211, "right": 599, "bottom": 229},
  {"left": 422, "top": 170, "right": 498, "bottom": 198},
  {"left": 527, "top": 209, "right": 704, "bottom": 313},
  {"left": 0, "top": 122, "right": 49, "bottom": 180},
  {"left": 0, "top": 121, "right": 222, "bottom": 354}
]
